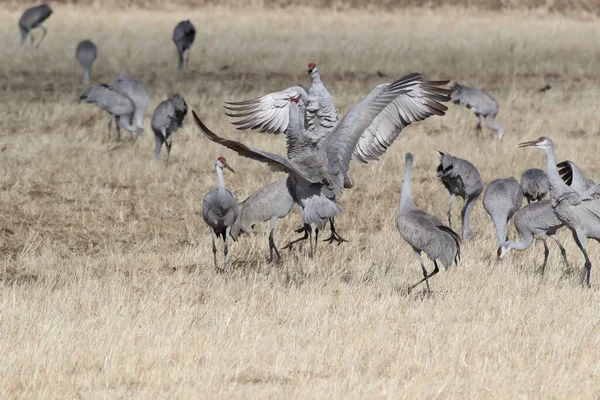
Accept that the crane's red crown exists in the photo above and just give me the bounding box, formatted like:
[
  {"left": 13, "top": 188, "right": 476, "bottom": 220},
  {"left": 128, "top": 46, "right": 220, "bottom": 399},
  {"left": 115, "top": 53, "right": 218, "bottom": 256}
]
[
  {"left": 308, "top": 62, "right": 316, "bottom": 69},
  {"left": 497, "top": 247, "right": 502, "bottom": 256},
  {"left": 217, "top": 156, "right": 227, "bottom": 164},
  {"left": 291, "top": 97, "right": 299, "bottom": 103}
]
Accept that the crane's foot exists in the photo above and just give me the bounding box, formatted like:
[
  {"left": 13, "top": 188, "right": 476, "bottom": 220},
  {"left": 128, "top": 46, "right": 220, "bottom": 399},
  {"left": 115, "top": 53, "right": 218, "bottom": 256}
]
[
  {"left": 282, "top": 225, "right": 310, "bottom": 251},
  {"left": 323, "top": 230, "right": 347, "bottom": 245}
]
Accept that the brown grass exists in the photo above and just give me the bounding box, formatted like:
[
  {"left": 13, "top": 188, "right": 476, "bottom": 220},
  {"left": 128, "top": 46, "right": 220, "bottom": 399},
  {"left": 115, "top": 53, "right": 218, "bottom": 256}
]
[{"left": 2, "top": 5, "right": 600, "bottom": 398}]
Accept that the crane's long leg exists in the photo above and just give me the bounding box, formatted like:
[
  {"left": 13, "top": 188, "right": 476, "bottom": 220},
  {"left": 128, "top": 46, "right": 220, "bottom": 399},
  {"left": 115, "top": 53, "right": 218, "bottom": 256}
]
[
  {"left": 475, "top": 114, "right": 484, "bottom": 136},
  {"left": 165, "top": 141, "right": 172, "bottom": 166},
  {"left": 35, "top": 26, "right": 48, "bottom": 49},
  {"left": 324, "top": 217, "right": 347, "bottom": 245},
  {"left": 29, "top": 32, "right": 35, "bottom": 46},
  {"left": 177, "top": 48, "right": 184, "bottom": 72},
  {"left": 115, "top": 117, "right": 122, "bottom": 141},
  {"left": 107, "top": 117, "right": 114, "bottom": 142},
  {"left": 461, "top": 195, "right": 477, "bottom": 240},
  {"left": 185, "top": 48, "right": 191, "bottom": 69},
  {"left": 549, "top": 233, "right": 569, "bottom": 271},
  {"left": 268, "top": 217, "right": 281, "bottom": 263},
  {"left": 223, "top": 227, "right": 231, "bottom": 272},
  {"left": 282, "top": 223, "right": 310, "bottom": 251},
  {"left": 153, "top": 136, "right": 163, "bottom": 161},
  {"left": 210, "top": 228, "right": 220, "bottom": 272},
  {"left": 572, "top": 230, "right": 591, "bottom": 287},
  {"left": 447, "top": 194, "right": 455, "bottom": 227},
  {"left": 408, "top": 253, "right": 440, "bottom": 294},
  {"left": 539, "top": 237, "right": 550, "bottom": 275},
  {"left": 313, "top": 228, "right": 319, "bottom": 256}
]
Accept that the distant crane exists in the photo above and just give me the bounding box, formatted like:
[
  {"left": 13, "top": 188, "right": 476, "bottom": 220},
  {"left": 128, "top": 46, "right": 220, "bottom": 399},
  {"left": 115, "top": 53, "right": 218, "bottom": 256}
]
[
  {"left": 230, "top": 177, "right": 295, "bottom": 262},
  {"left": 112, "top": 73, "right": 150, "bottom": 136},
  {"left": 483, "top": 178, "right": 523, "bottom": 245},
  {"left": 520, "top": 137, "right": 600, "bottom": 286},
  {"left": 173, "top": 20, "right": 196, "bottom": 72},
  {"left": 17, "top": 4, "right": 52, "bottom": 50},
  {"left": 557, "top": 160, "right": 596, "bottom": 191},
  {"left": 79, "top": 84, "right": 141, "bottom": 140},
  {"left": 397, "top": 153, "right": 461, "bottom": 294},
  {"left": 498, "top": 200, "right": 569, "bottom": 275},
  {"left": 436, "top": 151, "right": 484, "bottom": 240},
  {"left": 194, "top": 73, "right": 450, "bottom": 256},
  {"left": 76, "top": 40, "right": 97, "bottom": 84},
  {"left": 203, "top": 157, "right": 238, "bottom": 272},
  {"left": 151, "top": 94, "right": 188, "bottom": 165},
  {"left": 520, "top": 168, "right": 549, "bottom": 203},
  {"left": 450, "top": 83, "right": 504, "bottom": 139}
]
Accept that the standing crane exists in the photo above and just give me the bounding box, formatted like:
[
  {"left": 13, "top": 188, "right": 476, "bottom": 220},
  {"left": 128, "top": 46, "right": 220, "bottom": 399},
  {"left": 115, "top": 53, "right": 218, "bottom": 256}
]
[
  {"left": 79, "top": 84, "right": 141, "bottom": 140},
  {"left": 151, "top": 94, "right": 188, "bottom": 165},
  {"left": 17, "top": 4, "right": 52, "bottom": 50},
  {"left": 203, "top": 157, "right": 238, "bottom": 272},
  {"left": 230, "top": 177, "right": 295, "bottom": 262},
  {"left": 173, "top": 20, "right": 196, "bottom": 72},
  {"left": 76, "top": 40, "right": 97, "bottom": 84},
  {"left": 498, "top": 200, "right": 569, "bottom": 275},
  {"left": 483, "top": 178, "right": 523, "bottom": 245},
  {"left": 450, "top": 83, "right": 504, "bottom": 139},
  {"left": 436, "top": 151, "right": 484, "bottom": 240},
  {"left": 557, "top": 160, "right": 596, "bottom": 191},
  {"left": 397, "top": 153, "right": 461, "bottom": 294},
  {"left": 520, "top": 168, "right": 549, "bottom": 203},
  {"left": 194, "top": 72, "right": 450, "bottom": 256},
  {"left": 112, "top": 73, "right": 150, "bottom": 136},
  {"left": 520, "top": 137, "right": 600, "bottom": 286}
]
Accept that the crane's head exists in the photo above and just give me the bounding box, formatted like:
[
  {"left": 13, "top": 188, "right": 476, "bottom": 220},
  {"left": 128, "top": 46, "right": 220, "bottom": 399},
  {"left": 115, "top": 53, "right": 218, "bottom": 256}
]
[
  {"left": 405, "top": 152, "right": 414, "bottom": 167},
  {"left": 497, "top": 244, "right": 512, "bottom": 259},
  {"left": 518, "top": 136, "right": 553, "bottom": 152},
  {"left": 216, "top": 156, "right": 235, "bottom": 173},
  {"left": 307, "top": 62, "right": 318, "bottom": 75},
  {"left": 290, "top": 96, "right": 299, "bottom": 104}
]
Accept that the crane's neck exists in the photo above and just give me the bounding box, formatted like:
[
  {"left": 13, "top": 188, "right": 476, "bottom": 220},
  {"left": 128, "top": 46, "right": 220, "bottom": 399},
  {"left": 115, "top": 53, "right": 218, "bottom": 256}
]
[
  {"left": 216, "top": 165, "right": 226, "bottom": 201},
  {"left": 399, "top": 162, "right": 416, "bottom": 211},
  {"left": 289, "top": 102, "right": 304, "bottom": 133},
  {"left": 542, "top": 145, "right": 572, "bottom": 199},
  {"left": 502, "top": 231, "right": 533, "bottom": 252},
  {"left": 311, "top": 71, "right": 322, "bottom": 85}
]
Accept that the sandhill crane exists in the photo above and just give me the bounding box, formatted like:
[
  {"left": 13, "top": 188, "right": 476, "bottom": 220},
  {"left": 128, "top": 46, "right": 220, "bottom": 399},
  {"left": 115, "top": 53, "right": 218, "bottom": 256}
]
[
  {"left": 520, "top": 137, "right": 600, "bottom": 286},
  {"left": 557, "top": 160, "right": 596, "bottom": 191},
  {"left": 151, "top": 94, "right": 188, "bottom": 165},
  {"left": 520, "top": 168, "right": 549, "bottom": 203},
  {"left": 230, "top": 177, "right": 295, "bottom": 262},
  {"left": 498, "top": 200, "right": 569, "bottom": 275},
  {"left": 79, "top": 84, "right": 141, "bottom": 140},
  {"left": 194, "top": 72, "right": 450, "bottom": 255},
  {"left": 450, "top": 83, "right": 504, "bottom": 139},
  {"left": 173, "top": 20, "right": 196, "bottom": 72},
  {"left": 17, "top": 4, "right": 52, "bottom": 50},
  {"left": 483, "top": 178, "right": 523, "bottom": 245},
  {"left": 436, "top": 151, "right": 483, "bottom": 240},
  {"left": 397, "top": 153, "right": 461, "bottom": 294},
  {"left": 112, "top": 73, "right": 150, "bottom": 135},
  {"left": 76, "top": 40, "right": 97, "bottom": 84},
  {"left": 203, "top": 157, "right": 238, "bottom": 272}
]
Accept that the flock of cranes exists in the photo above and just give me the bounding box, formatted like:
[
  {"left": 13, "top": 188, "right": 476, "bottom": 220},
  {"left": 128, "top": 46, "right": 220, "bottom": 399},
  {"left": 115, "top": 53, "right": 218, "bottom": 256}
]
[{"left": 15, "top": 4, "right": 600, "bottom": 292}]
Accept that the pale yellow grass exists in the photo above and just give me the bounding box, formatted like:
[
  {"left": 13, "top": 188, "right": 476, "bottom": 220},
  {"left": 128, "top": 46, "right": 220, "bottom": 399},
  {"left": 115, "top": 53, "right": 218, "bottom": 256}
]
[{"left": 1, "top": 5, "right": 600, "bottom": 398}]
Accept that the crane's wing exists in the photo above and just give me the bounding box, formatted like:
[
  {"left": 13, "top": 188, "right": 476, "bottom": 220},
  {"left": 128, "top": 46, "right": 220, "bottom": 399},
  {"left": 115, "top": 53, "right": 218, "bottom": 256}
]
[
  {"left": 557, "top": 160, "right": 596, "bottom": 192},
  {"left": 224, "top": 86, "right": 308, "bottom": 134},
  {"left": 324, "top": 73, "right": 449, "bottom": 195},
  {"left": 192, "top": 111, "right": 320, "bottom": 184}
]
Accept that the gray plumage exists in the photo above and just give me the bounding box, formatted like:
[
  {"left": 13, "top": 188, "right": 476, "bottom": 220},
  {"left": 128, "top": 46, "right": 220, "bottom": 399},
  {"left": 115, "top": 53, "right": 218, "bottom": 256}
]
[
  {"left": 520, "top": 168, "right": 549, "bottom": 203},
  {"left": 520, "top": 137, "right": 600, "bottom": 286},
  {"left": 18, "top": 4, "right": 52, "bottom": 50},
  {"left": 79, "top": 84, "right": 140, "bottom": 140},
  {"left": 450, "top": 83, "right": 504, "bottom": 139},
  {"left": 498, "top": 200, "right": 569, "bottom": 275},
  {"left": 483, "top": 178, "right": 523, "bottom": 245},
  {"left": 151, "top": 94, "right": 188, "bottom": 165},
  {"left": 195, "top": 73, "right": 451, "bottom": 255},
  {"left": 397, "top": 153, "right": 461, "bottom": 294},
  {"left": 436, "top": 151, "right": 484, "bottom": 240},
  {"left": 76, "top": 40, "right": 97, "bottom": 84},
  {"left": 230, "top": 177, "right": 295, "bottom": 262},
  {"left": 557, "top": 160, "right": 596, "bottom": 191},
  {"left": 202, "top": 157, "right": 238, "bottom": 272},
  {"left": 173, "top": 20, "right": 196, "bottom": 72},
  {"left": 112, "top": 73, "right": 150, "bottom": 135}
]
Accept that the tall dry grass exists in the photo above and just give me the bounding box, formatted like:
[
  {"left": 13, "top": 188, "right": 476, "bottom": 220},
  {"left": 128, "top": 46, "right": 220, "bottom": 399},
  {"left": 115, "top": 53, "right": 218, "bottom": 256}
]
[{"left": 1, "top": 5, "right": 600, "bottom": 398}]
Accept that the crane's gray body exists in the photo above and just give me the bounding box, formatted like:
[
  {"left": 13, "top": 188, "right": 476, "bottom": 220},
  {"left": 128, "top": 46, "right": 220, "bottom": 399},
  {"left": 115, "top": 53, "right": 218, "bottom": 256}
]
[
  {"left": 76, "top": 40, "right": 97, "bottom": 84},
  {"left": 230, "top": 177, "right": 295, "bottom": 261},
  {"left": 397, "top": 153, "right": 460, "bottom": 293},
  {"left": 112, "top": 73, "right": 150, "bottom": 134},
  {"left": 79, "top": 84, "right": 140, "bottom": 139},
  {"left": 451, "top": 83, "right": 504, "bottom": 139},
  {"left": 151, "top": 94, "right": 188, "bottom": 164},
  {"left": 173, "top": 20, "right": 196, "bottom": 72},
  {"left": 437, "top": 152, "right": 484, "bottom": 240},
  {"left": 483, "top": 178, "right": 523, "bottom": 245},
  {"left": 520, "top": 168, "right": 549, "bottom": 203},
  {"left": 18, "top": 4, "right": 52, "bottom": 50}
]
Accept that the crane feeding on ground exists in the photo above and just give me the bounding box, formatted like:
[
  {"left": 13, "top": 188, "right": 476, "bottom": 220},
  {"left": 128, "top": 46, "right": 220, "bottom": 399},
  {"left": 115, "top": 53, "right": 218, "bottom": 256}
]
[
  {"left": 151, "top": 94, "right": 188, "bottom": 165},
  {"left": 397, "top": 153, "right": 461, "bottom": 294},
  {"left": 483, "top": 178, "right": 523, "bottom": 246},
  {"left": 17, "top": 4, "right": 52, "bottom": 50},
  {"left": 450, "top": 83, "right": 504, "bottom": 139},
  {"left": 112, "top": 73, "right": 150, "bottom": 136},
  {"left": 520, "top": 168, "right": 549, "bottom": 203},
  {"left": 76, "top": 40, "right": 97, "bottom": 84},
  {"left": 173, "top": 20, "right": 196, "bottom": 72}
]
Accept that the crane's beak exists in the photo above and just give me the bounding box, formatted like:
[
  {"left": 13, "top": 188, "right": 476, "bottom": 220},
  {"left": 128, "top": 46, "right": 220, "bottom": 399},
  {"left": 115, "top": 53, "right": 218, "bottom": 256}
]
[
  {"left": 518, "top": 140, "right": 538, "bottom": 148},
  {"left": 224, "top": 163, "right": 235, "bottom": 173}
]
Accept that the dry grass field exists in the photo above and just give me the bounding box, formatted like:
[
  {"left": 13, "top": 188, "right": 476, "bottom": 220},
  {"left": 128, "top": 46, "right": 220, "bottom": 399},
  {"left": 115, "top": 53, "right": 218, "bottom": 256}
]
[{"left": 2, "top": 4, "right": 600, "bottom": 398}]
